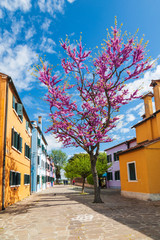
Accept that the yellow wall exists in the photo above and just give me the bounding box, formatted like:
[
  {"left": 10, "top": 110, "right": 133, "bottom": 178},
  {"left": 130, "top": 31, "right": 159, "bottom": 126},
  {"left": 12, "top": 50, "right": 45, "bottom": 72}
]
[
  {"left": 146, "top": 141, "right": 160, "bottom": 193},
  {"left": 0, "top": 75, "right": 32, "bottom": 209},
  {"left": 119, "top": 148, "right": 150, "bottom": 193},
  {"left": 136, "top": 115, "right": 160, "bottom": 144},
  {"left": 0, "top": 76, "right": 7, "bottom": 210}
]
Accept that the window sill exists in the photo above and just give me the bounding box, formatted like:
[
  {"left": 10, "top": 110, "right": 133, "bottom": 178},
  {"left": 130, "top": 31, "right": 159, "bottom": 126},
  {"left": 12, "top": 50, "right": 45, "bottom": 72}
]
[
  {"left": 12, "top": 146, "right": 21, "bottom": 154},
  {"left": 128, "top": 180, "right": 138, "bottom": 182},
  {"left": 24, "top": 184, "right": 30, "bottom": 185},
  {"left": 13, "top": 109, "right": 22, "bottom": 123},
  {"left": 25, "top": 156, "right": 31, "bottom": 161},
  {"left": 10, "top": 185, "right": 20, "bottom": 188}
]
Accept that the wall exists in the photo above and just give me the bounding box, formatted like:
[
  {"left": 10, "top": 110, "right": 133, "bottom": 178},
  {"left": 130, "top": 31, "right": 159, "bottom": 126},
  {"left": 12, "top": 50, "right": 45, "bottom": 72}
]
[
  {"left": 119, "top": 148, "right": 150, "bottom": 194},
  {"left": 4, "top": 83, "right": 31, "bottom": 208},
  {"left": 106, "top": 140, "right": 136, "bottom": 189},
  {"left": 0, "top": 76, "right": 7, "bottom": 210},
  {"left": 146, "top": 141, "right": 160, "bottom": 193}
]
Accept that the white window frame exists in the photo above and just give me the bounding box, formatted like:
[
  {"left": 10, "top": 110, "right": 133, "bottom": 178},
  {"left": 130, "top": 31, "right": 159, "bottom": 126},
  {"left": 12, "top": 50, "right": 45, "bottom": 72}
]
[{"left": 127, "top": 161, "right": 138, "bottom": 182}]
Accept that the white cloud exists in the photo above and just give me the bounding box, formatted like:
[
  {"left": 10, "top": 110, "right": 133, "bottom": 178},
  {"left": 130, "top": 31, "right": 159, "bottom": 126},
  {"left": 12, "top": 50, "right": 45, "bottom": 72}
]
[
  {"left": 0, "top": 0, "right": 31, "bottom": 12},
  {"left": 112, "top": 135, "right": 120, "bottom": 141},
  {"left": 125, "top": 63, "right": 160, "bottom": 97},
  {"left": 25, "top": 27, "right": 36, "bottom": 40},
  {"left": 40, "top": 37, "right": 56, "bottom": 54},
  {"left": 11, "top": 17, "right": 25, "bottom": 35},
  {"left": 38, "top": 0, "right": 65, "bottom": 16},
  {"left": 46, "top": 134, "right": 63, "bottom": 152},
  {"left": 0, "top": 9, "right": 3, "bottom": 18},
  {"left": 126, "top": 114, "right": 136, "bottom": 122},
  {"left": 120, "top": 128, "right": 130, "bottom": 134},
  {"left": 67, "top": 0, "right": 75, "bottom": 3},
  {"left": 41, "top": 18, "right": 52, "bottom": 31}
]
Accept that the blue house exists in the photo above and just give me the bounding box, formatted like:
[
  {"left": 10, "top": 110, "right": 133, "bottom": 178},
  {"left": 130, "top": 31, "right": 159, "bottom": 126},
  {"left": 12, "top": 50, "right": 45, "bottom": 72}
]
[{"left": 31, "top": 116, "right": 48, "bottom": 193}]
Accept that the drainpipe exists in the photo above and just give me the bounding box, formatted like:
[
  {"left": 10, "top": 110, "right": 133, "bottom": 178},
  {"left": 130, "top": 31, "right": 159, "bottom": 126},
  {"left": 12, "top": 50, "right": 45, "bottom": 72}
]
[{"left": 2, "top": 76, "right": 11, "bottom": 210}]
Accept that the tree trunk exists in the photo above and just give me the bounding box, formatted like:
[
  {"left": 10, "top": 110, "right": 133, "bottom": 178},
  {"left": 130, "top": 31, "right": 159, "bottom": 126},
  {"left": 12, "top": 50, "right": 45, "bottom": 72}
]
[
  {"left": 82, "top": 177, "right": 85, "bottom": 193},
  {"left": 90, "top": 155, "right": 103, "bottom": 203}
]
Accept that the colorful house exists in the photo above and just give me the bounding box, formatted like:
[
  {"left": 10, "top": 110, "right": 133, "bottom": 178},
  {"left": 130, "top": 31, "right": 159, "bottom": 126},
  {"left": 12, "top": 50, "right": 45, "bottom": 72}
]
[
  {"left": 0, "top": 73, "right": 32, "bottom": 210},
  {"left": 46, "top": 155, "right": 55, "bottom": 188},
  {"left": 105, "top": 138, "right": 136, "bottom": 189},
  {"left": 119, "top": 79, "right": 160, "bottom": 201},
  {"left": 31, "top": 117, "right": 48, "bottom": 193}
]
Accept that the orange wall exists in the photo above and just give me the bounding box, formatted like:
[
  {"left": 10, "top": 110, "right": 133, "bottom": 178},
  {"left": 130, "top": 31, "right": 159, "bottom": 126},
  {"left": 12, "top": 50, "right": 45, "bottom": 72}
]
[
  {"left": 0, "top": 76, "right": 7, "bottom": 210},
  {"left": 136, "top": 115, "right": 160, "bottom": 144},
  {"left": 146, "top": 141, "right": 160, "bottom": 193},
  {"left": 119, "top": 148, "right": 150, "bottom": 193},
  {"left": 4, "top": 83, "right": 31, "bottom": 208},
  {"left": 0, "top": 75, "right": 32, "bottom": 209}
]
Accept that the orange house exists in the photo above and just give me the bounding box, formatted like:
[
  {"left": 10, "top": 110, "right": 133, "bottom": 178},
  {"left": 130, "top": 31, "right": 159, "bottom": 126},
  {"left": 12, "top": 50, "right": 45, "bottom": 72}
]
[
  {"left": 0, "top": 73, "right": 32, "bottom": 210},
  {"left": 119, "top": 79, "right": 160, "bottom": 201}
]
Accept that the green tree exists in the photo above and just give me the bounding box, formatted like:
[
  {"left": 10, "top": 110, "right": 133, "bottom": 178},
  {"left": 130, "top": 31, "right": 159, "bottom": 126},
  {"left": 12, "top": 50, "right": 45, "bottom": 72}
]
[
  {"left": 64, "top": 153, "right": 91, "bottom": 193},
  {"left": 87, "top": 152, "right": 110, "bottom": 186},
  {"left": 50, "top": 150, "right": 67, "bottom": 183}
]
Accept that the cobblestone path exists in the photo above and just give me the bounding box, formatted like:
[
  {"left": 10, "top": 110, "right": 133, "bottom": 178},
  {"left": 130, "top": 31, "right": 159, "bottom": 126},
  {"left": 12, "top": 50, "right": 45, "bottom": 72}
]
[{"left": 0, "top": 185, "right": 160, "bottom": 240}]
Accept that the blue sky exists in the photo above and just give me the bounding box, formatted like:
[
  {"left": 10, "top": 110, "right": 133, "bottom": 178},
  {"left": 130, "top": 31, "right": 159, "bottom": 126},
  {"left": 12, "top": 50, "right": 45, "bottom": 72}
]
[{"left": 0, "top": 0, "right": 160, "bottom": 158}]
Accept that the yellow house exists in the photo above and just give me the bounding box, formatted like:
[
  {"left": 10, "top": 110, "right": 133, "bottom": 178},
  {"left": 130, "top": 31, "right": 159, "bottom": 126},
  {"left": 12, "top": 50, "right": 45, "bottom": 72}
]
[
  {"left": 0, "top": 73, "right": 32, "bottom": 210},
  {"left": 119, "top": 79, "right": 160, "bottom": 201}
]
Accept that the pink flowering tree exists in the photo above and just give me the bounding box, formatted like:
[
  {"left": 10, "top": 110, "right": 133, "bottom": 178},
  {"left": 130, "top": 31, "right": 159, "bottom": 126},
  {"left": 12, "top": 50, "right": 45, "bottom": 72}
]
[{"left": 38, "top": 23, "right": 151, "bottom": 203}]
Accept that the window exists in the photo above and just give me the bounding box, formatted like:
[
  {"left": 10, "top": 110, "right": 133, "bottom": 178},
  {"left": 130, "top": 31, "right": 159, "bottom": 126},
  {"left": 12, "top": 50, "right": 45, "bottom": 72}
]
[
  {"left": 37, "top": 156, "right": 40, "bottom": 165},
  {"left": 107, "top": 154, "right": 112, "bottom": 163},
  {"left": 115, "top": 171, "right": 120, "bottom": 180},
  {"left": 10, "top": 171, "right": 21, "bottom": 186},
  {"left": 11, "top": 128, "right": 22, "bottom": 152},
  {"left": 24, "top": 174, "right": 30, "bottom": 185},
  {"left": 25, "top": 143, "right": 31, "bottom": 159},
  {"left": 37, "top": 175, "right": 40, "bottom": 184},
  {"left": 114, "top": 151, "right": 122, "bottom": 161},
  {"left": 37, "top": 138, "right": 41, "bottom": 147},
  {"left": 26, "top": 121, "right": 29, "bottom": 130},
  {"left": 128, "top": 162, "right": 137, "bottom": 181},
  {"left": 12, "top": 95, "right": 23, "bottom": 121},
  {"left": 107, "top": 172, "right": 113, "bottom": 181}
]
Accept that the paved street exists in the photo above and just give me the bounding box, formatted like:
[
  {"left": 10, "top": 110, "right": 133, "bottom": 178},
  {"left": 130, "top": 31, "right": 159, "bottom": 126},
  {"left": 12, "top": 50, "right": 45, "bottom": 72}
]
[{"left": 0, "top": 185, "right": 160, "bottom": 240}]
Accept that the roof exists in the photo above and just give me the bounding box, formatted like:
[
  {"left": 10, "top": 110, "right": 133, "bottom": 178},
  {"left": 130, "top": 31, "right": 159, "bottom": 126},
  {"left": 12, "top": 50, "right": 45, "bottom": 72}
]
[
  {"left": 104, "top": 137, "right": 136, "bottom": 151},
  {"left": 118, "top": 137, "right": 160, "bottom": 156},
  {"left": 132, "top": 109, "right": 160, "bottom": 129},
  {"left": 0, "top": 72, "right": 33, "bottom": 129}
]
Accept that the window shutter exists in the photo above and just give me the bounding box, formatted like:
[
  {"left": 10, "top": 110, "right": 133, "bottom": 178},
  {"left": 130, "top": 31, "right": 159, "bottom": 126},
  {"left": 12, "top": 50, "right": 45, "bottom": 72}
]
[
  {"left": 12, "top": 95, "right": 15, "bottom": 109},
  {"left": 114, "top": 153, "right": 116, "bottom": 161},
  {"left": 20, "top": 137, "right": 22, "bottom": 152},
  {"left": 29, "top": 148, "right": 31, "bottom": 159},
  {"left": 11, "top": 128, "right": 14, "bottom": 146},
  {"left": 10, "top": 171, "right": 12, "bottom": 186},
  {"left": 17, "top": 103, "right": 23, "bottom": 116},
  {"left": 26, "top": 121, "right": 29, "bottom": 130},
  {"left": 107, "top": 155, "right": 109, "bottom": 162},
  {"left": 25, "top": 143, "right": 26, "bottom": 156}
]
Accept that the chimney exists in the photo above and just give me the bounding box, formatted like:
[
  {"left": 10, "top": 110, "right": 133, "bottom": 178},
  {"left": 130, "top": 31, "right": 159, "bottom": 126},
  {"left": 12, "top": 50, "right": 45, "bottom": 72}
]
[
  {"left": 141, "top": 92, "right": 154, "bottom": 118},
  {"left": 38, "top": 116, "right": 42, "bottom": 130},
  {"left": 150, "top": 80, "right": 160, "bottom": 111}
]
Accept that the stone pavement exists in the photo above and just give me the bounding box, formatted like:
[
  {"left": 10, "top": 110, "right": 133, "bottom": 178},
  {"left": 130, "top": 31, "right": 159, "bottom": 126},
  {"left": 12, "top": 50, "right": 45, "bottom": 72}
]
[{"left": 0, "top": 185, "right": 160, "bottom": 240}]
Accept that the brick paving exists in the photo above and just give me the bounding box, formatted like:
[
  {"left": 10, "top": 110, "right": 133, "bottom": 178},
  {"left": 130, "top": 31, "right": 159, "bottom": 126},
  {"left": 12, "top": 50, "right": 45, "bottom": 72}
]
[{"left": 0, "top": 185, "right": 160, "bottom": 240}]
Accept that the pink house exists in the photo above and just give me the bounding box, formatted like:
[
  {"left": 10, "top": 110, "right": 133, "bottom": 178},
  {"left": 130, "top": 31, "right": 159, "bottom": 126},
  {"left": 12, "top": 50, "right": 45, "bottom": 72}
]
[{"left": 105, "top": 138, "right": 136, "bottom": 189}]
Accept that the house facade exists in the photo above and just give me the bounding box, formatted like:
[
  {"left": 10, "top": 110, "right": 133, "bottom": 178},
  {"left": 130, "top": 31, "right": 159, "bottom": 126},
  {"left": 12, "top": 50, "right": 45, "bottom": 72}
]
[
  {"left": 105, "top": 138, "right": 136, "bottom": 189},
  {"left": 31, "top": 117, "right": 48, "bottom": 193},
  {"left": 119, "top": 80, "right": 160, "bottom": 201},
  {"left": 0, "top": 73, "right": 32, "bottom": 210}
]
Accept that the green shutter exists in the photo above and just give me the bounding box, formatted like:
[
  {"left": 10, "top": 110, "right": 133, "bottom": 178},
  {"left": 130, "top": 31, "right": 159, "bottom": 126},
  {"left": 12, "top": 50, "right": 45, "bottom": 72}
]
[
  {"left": 12, "top": 95, "right": 15, "bottom": 109},
  {"left": 26, "top": 121, "right": 29, "bottom": 130},
  {"left": 114, "top": 153, "right": 116, "bottom": 161},
  {"left": 10, "top": 171, "right": 12, "bottom": 186},
  {"left": 11, "top": 128, "right": 14, "bottom": 146},
  {"left": 20, "top": 137, "right": 22, "bottom": 152},
  {"left": 29, "top": 148, "right": 31, "bottom": 159}
]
